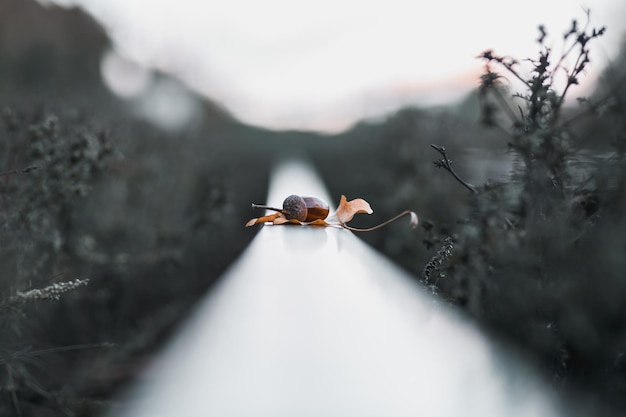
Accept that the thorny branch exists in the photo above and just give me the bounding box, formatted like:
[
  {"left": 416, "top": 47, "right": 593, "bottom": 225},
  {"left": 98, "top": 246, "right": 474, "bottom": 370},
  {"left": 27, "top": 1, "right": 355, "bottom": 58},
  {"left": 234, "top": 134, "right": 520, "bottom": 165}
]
[{"left": 430, "top": 144, "right": 477, "bottom": 193}]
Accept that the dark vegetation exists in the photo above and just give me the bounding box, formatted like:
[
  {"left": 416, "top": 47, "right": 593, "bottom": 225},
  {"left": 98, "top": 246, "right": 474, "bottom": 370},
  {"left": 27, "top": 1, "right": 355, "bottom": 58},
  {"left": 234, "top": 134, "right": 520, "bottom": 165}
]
[{"left": 1, "top": 0, "right": 625, "bottom": 415}]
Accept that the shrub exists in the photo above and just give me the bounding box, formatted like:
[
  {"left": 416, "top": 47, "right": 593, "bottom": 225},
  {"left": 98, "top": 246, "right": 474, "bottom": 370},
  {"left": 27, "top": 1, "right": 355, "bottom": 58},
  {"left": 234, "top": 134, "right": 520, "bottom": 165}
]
[{"left": 426, "top": 12, "right": 626, "bottom": 414}]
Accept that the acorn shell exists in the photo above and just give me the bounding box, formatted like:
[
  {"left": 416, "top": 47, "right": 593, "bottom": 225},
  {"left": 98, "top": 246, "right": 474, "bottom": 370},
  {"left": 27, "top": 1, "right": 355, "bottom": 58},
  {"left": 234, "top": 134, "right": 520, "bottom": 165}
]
[{"left": 282, "top": 195, "right": 330, "bottom": 222}]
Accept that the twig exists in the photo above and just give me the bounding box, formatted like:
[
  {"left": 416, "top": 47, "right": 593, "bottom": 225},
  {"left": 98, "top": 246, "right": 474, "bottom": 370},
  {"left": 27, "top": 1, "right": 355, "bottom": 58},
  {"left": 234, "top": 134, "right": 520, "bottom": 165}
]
[
  {"left": 430, "top": 144, "right": 478, "bottom": 193},
  {"left": 6, "top": 366, "right": 22, "bottom": 417},
  {"left": 558, "top": 72, "right": 626, "bottom": 131},
  {"left": 492, "top": 86, "right": 520, "bottom": 125},
  {"left": 0, "top": 166, "right": 39, "bottom": 177},
  {"left": 0, "top": 343, "right": 114, "bottom": 366}
]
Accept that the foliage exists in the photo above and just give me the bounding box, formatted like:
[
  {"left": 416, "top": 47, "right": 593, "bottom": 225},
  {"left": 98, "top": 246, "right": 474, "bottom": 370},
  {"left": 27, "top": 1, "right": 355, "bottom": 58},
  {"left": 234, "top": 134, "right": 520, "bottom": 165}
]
[
  {"left": 424, "top": 13, "right": 626, "bottom": 415},
  {"left": 0, "top": 104, "right": 266, "bottom": 416},
  {"left": 0, "top": 108, "right": 114, "bottom": 415}
]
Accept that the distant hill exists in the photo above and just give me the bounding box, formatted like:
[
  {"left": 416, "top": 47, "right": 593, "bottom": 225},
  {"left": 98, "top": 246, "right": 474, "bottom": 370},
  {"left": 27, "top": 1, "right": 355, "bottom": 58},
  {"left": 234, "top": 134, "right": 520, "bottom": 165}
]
[
  {"left": 0, "top": 0, "right": 108, "bottom": 98},
  {"left": 0, "top": 0, "right": 233, "bottom": 126}
]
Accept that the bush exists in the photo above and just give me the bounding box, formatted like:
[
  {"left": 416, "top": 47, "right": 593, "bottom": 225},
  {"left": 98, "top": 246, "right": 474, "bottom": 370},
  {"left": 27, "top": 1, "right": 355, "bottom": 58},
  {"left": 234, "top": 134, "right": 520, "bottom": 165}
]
[{"left": 423, "top": 13, "right": 626, "bottom": 414}]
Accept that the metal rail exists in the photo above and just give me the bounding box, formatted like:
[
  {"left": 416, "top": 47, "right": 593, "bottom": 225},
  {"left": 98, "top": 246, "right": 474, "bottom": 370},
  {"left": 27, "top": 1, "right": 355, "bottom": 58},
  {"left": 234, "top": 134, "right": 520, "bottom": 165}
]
[{"left": 113, "top": 159, "right": 566, "bottom": 417}]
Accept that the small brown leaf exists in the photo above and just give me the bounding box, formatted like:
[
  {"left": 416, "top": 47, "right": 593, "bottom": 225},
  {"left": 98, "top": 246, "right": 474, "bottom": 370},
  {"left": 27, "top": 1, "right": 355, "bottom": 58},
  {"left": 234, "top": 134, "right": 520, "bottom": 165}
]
[
  {"left": 335, "top": 195, "right": 373, "bottom": 224},
  {"left": 308, "top": 219, "right": 330, "bottom": 227},
  {"left": 273, "top": 216, "right": 297, "bottom": 225},
  {"left": 245, "top": 212, "right": 282, "bottom": 227}
]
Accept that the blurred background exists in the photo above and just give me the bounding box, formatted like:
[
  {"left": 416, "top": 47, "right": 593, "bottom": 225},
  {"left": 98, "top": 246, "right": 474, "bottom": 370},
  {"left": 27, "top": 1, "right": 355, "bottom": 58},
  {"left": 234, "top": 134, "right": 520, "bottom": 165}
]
[
  {"left": 1, "top": 0, "right": 626, "bottom": 415},
  {"left": 42, "top": 0, "right": 626, "bottom": 132}
]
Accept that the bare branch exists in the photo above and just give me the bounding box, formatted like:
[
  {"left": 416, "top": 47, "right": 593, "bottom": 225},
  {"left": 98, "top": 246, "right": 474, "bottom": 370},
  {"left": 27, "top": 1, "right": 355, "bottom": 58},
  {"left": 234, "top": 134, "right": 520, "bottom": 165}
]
[
  {"left": 0, "top": 166, "right": 39, "bottom": 177},
  {"left": 430, "top": 144, "right": 478, "bottom": 193}
]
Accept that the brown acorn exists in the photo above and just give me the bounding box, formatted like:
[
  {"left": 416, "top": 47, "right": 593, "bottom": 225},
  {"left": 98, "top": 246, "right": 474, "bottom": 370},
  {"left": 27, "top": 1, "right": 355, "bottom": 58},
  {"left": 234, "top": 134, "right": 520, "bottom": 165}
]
[{"left": 252, "top": 195, "right": 330, "bottom": 222}]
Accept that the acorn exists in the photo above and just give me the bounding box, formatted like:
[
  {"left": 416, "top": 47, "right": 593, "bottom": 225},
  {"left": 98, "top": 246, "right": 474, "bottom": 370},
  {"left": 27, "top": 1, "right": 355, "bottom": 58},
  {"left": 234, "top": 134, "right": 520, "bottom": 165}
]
[{"left": 252, "top": 195, "right": 330, "bottom": 222}]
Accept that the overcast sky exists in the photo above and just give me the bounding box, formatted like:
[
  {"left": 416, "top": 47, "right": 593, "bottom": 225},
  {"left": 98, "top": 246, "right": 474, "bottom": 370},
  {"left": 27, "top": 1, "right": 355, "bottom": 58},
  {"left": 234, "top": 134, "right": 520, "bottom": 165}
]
[{"left": 49, "top": 0, "right": 626, "bottom": 132}]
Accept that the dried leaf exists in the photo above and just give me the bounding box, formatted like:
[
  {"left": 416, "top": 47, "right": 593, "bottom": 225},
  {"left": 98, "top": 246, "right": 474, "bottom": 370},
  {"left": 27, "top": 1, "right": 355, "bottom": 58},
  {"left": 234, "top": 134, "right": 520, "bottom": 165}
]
[
  {"left": 308, "top": 219, "right": 330, "bottom": 227},
  {"left": 335, "top": 195, "right": 373, "bottom": 224},
  {"left": 274, "top": 216, "right": 301, "bottom": 225},
  {"left": 272, "top": 216, "right": 289, "bottom": 225},
  {"left": 245, "top": 212, "right": 282, "bottom": 227}
]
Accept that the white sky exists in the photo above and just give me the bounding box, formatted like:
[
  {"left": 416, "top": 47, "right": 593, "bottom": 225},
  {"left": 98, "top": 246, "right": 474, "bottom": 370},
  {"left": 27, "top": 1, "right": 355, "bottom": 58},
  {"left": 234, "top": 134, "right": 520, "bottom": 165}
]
[{"left": 49, "top": 0, "right": 626, "bottom": 132}]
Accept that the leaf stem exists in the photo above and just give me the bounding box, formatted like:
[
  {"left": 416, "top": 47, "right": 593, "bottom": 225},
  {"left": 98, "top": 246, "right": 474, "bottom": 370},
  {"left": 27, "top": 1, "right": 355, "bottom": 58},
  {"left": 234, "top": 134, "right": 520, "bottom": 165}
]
[{"left": 340, "top": 210, "right": 418, "bottom": 232}]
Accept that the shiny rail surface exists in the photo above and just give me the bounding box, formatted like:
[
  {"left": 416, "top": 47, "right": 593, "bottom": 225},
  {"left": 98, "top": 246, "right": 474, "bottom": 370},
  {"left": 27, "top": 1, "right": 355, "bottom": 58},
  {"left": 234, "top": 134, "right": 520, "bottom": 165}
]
[{"left": 113, "top": 160, "right": 566, "bottom": 417}]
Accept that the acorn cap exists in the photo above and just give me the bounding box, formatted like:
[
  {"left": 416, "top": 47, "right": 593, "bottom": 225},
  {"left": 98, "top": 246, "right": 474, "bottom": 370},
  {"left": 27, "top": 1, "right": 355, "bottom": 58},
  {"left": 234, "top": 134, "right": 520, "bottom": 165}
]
[{"left": 282, "top": 194, "right": 307, "bottom": 221}]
